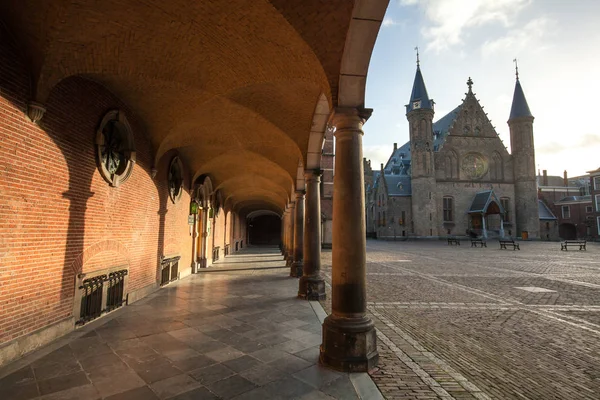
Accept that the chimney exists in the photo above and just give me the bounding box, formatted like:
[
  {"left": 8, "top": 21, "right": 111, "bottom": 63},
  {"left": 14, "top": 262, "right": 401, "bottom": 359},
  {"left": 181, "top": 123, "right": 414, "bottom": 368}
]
[
  {"left": 542, "top": 170, "right": 548, "bottom": 186},
  {"left": 380, "top": 163, "right": 384, "bottom": 171},
  {"left": 393, "top": 143, "right": 397, "bottom": 151},
  {"left": 563, "top": 170, "right": 568, "bottom": 187}
]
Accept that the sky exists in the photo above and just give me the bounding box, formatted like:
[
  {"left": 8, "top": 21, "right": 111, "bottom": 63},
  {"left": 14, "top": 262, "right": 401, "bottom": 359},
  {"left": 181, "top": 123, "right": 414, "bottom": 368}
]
[{"left": 363, "top": 0, "right": 600, "bottom": 178}]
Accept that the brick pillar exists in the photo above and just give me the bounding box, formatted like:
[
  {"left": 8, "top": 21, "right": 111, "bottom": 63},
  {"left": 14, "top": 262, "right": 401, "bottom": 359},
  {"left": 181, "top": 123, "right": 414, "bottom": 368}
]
[
  {"left": 320, "top": 108, "right": 378, "bottom": 372},
  {"left": 298, "top": 170, "right": 325, "bottom": 299}
]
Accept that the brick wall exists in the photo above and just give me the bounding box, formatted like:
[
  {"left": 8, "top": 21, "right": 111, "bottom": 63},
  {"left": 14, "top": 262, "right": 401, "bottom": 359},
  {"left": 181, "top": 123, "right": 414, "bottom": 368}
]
[{"left": 0, "top": 36, "right": 193, "bottom": 347}]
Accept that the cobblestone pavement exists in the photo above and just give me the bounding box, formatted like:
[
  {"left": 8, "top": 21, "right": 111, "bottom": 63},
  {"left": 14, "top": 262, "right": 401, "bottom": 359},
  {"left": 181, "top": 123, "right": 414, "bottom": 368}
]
[
  {"left": 320, "top": 239, "right": 600, "bottom": 399},
  {"left": 0, "top": 247, "right": 381, "bottom": 400}
]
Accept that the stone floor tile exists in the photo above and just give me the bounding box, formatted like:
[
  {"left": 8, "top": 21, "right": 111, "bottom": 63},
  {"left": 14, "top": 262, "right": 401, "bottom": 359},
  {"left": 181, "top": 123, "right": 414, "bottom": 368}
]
[
  {"left": 320, "top": 376, "right": 359, "bottom": 400},
  {"left": 262, "top": 376, "right": 315, "bottom": 399},
  {"left": 249, "top": 348, "right": 289, "bottom": 363},
  {"left": 239, "top": 365, "right": 287, "bottom": 386},
  {"left": 222, "top": 355, "right": 263, "bottom": 373},
  {"left": 68, "top": 337, "right": 112, "bottom": 361},
  {"left": 88, "top": 367, "right": 146, "bottom": 398},
  {"left": 229, "top": 339, "right": 266, "bottom": 353},
  {"left": 162, "top": 347, "right": 201, "bottom": 362},
  {"left": 168, "top": 386, "right": 219, "bottom": 400},
  {"left": 274, "top": 339, "right": 312, "bottom": 354},
  {"left": 230, "top": 386, "right": 275, "bottom": 400},
  {"left": 126, "top": 357, "right": 183, "bottom": 384},
  {"left": 38, "top": 384, "right": 100, "bottom": 400},
  {"left": 150, "top": 373, "right": 202, "bottom": 400},
  {"left": 296, "top": 390, "right": 336, "bottom": 400},
  {"left": 293, "top": 346, "right": 321, "bottom": 363},
  {"left": 292, "top": 364, "right": 343, "bottom": 389},
  {"left": 0, "top": 369, "right": 39, "bottom": 400},
  {"left": 268, "top": 353, "right": 313, "bottom": 374},
  {"left": 78, "top": 352, "right": 123, "bottom": 373},
  {"left": 103, "top": 385, "right": 159, "bottom": 400},
  {"left": 189, "top": 340, "right": 228, "bottom": 354},
  {"left": 188, "top": 363, "right": 236, "bottom": 385},
  {"left": 170, "top": 354, "right": 216, "bottom": 372},
  {"left": 206, "top": 375, "right": 257, "bottom": 399},
  {"left": 37, "top": 371, "right": 90, "bottom": 396},
  {"left": 205, "top": 346, "right": 244, "bottom": 362}
]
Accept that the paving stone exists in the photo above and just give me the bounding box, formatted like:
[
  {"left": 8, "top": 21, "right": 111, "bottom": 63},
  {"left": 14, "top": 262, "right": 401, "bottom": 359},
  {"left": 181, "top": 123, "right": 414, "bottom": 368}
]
[
  {"left": 150, "top": 373, "right": 202, "bottom": 400},
  {"left": 168, "top": 386, "right": 219, "bottom": 400},
  {"left": 206, "top": 375, "right": 257, "bottom": 399},
  {"left": 39, "top": 384, "right": 101, "bottom": 400},
  {"left": 37, "top": 371, "right": 90, "bottom": 396},
  {"left": 262, "top": 376, "right": 315, "bottom": 399},
  {"left": 189, "top": 363, "right": 236, "bottom": 385},
  {"left": 222, "top": 355, "right": 263, "bottom": 373},
  {"left": 205, "top": 346, "right": 244, "bottom": 362},
  {"left": 268, "top": 353, "right": 313, "bottom": 374},
  {"left": 249, "top": 348, "right": 288, "bottom": 363},
  {"left": 103, "top": 385, "right": 159, "bottom": 400},
  {"left": 170, "top": 354, "right": 216, "bottom": 371},
  {"left": 292, "top": 364, "right": 343, "bottom": 389}
]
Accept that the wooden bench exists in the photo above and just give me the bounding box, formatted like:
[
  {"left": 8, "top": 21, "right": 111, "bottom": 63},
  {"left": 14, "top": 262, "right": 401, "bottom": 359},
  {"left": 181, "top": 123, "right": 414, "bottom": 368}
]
[
  {"left": 470, "top": 238, "right": 486, "bottom": 248},
  {"left": 447, "top": 237, "right": 460, "bottom": 246},
  {"left": 499, "top": 239, "right": 520, "bottom": 250},
  {"left": 561, "top": 240, "right": 586, "bottom": 251}
]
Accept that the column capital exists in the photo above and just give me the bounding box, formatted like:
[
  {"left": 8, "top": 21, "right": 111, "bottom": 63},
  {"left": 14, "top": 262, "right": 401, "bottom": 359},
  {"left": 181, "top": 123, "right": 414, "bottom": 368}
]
[
  {"left": 305, "top": 168, "right": 323, "bottom": 177},
  {"left": 27, "top": 101, "right": 46, "bottom": 124},
  {"left": 332, "top": 107, "right": 373, "bottom": 131},
  {"left": 295, "top": 189, "right": 306, "bottom": 197}
]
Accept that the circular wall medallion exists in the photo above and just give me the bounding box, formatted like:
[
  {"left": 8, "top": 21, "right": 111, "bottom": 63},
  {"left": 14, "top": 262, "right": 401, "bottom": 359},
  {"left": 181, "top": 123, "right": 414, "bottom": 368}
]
[
  {"left": 168, "top": 157, "right": 184, "bottom": 203},
  {"left": 95, "top": 110, "right": 136, "bottom": 187},
  {"left": 461, "top": 153, "right": 488, "bottom": 179}
]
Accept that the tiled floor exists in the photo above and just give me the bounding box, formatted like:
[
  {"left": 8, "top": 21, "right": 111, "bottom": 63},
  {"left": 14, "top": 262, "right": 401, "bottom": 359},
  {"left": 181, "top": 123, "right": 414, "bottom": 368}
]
[{"left": 0, "top": 247, "right": 382, "bottom": 400}]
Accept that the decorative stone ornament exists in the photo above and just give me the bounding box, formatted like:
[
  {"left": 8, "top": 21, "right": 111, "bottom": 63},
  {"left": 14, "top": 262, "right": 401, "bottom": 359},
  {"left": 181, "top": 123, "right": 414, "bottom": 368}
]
[
  {"left": 168, "top": 156, "right": 184, "bottom": 203},
  {"left": 95, "top": 110, "right": 136, "bottom": 187},
  {"left": 27, "top": 101, "right": 46, "bottom": 124}
]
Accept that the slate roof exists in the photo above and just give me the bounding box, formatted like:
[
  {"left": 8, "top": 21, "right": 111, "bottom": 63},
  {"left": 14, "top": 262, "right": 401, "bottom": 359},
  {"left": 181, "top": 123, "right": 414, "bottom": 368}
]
[
  {"left": 468, "top": 190, "right": 505, "bottom": 214},
  {"left": 538, "top": 200, "right": 557, "bottom": 220},
  {"left": 384, "top": 175, "right": 412, "bottom": 196},
  {"left": 406, "top": 67, "right": 433, "bottom": 113},
  {"left": 509, "top": 79, "right": 533, "bottom": 120},
  {"left": 556, "top": 195, "right": 592, "bottom": 203},
  {"left": 383, "top": 106, "right": 461, "bottom": 176}
]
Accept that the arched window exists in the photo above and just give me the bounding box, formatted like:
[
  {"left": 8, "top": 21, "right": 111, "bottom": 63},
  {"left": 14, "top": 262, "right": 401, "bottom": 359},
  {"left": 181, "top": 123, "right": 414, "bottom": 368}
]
[
  {"left": 95, "top": 110, "right": 136, "bottom": 187},
  {"left": 443, "top": 196, "right": 454, "bottom": 222}
]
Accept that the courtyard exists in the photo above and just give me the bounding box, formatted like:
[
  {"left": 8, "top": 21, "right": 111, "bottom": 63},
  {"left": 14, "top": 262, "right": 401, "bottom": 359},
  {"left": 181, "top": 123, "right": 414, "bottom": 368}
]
[
  {"left": 322, "top": 239, "right": 600, "bottom": 399},
  {"left": 1, "top": 240, "right": 599, "bottom": 399}
]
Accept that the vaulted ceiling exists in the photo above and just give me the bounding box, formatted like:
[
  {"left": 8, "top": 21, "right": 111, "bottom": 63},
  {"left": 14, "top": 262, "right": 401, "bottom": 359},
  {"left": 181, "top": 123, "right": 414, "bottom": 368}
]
[{"left": 0, "top": 0, "right": 388, "bottom": 216}]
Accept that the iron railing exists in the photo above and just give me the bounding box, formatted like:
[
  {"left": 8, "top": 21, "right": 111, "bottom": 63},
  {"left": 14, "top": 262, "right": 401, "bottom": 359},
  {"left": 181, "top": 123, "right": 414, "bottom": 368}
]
[
  {"left": 160, "top": 256, "right": 181, "bottom": 286},
  {"left": 213, "top": 246, "right": 220, "bottom": 262},
  {"left": 77, "top": 269, "right": 128, "bottom": 325},
  {"left": 106, "top": 270, "right": 128, "bottom": 311},
  {"left": 224, "top": 244, "right": 230, "bottom": 256}
]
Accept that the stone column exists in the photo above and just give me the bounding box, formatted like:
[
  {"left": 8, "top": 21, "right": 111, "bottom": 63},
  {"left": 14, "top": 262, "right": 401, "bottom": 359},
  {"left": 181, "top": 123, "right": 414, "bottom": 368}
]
[
  {"left": 280, "top": 214, "right": 285, "bottom": 254},
  {"left": 299, "top": 170, "right": 326, "bottom": 300},
  {"left": 191, "top": 213, "right": 199, "bottom": 273},
  {"left": 291, "top": 191, "right": 305, "bottom": 277},
  {"left": 284, "top": 207, "right": 290, "bottom": 260},
  {"left": 320, "top": 108, "right": 378, "bottom": 372},
  {"left": 286, "top": 201, "right": 296, "bottom": 268}
]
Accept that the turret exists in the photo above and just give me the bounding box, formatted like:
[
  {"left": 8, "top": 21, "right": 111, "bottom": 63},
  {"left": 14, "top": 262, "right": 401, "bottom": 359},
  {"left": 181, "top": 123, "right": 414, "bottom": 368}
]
[
  {"left": 508, "top": 61, "right": 539, "bottom": 239},
  {"left": 407, "top": 49, "right": 437, "bottom": 237}
]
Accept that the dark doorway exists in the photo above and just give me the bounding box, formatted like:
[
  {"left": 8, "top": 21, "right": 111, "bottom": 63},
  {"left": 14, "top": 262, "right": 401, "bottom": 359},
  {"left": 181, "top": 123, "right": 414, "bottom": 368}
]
[
  {"left": 248, "top": 215, "right": 281, "bottom": 245},
  {"left": 559, "top": 223, "right": 577, "bottom": 240}
]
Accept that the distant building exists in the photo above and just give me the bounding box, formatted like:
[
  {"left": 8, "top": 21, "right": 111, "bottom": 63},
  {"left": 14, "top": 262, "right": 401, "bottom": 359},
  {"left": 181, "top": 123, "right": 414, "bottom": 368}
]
[
  {"left": 365, "top": 62, "right": 540, "bottom": 240},
  {"left": 587, "top": 167, "right": 600, "bottom": 240},
  {"left": 538, "top": 169, "right": 596, "bottom": 240}
]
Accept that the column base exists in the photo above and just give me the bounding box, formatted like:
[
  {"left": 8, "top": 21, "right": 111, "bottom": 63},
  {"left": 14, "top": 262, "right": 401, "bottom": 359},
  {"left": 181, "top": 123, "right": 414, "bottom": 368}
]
[
  {"left": 320, "top": 314, "right": 378, "bottom": 372},
  {"left": 298, "top": 276, "right": 326, "bottom": 300},
  {"left": 290, "top": 261, "right": 303, "bottom": 278}
]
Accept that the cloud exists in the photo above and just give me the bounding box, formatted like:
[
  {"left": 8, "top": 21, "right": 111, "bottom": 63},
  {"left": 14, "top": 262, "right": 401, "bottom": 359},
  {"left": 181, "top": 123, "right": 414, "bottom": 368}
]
[
  {"left": 399, "top": 0, "right": 532, "bottom": 52},
  {"left": 481, "top": 17, "right": 555, "bottom": 58},
  {"left": 537, "top": 133, "right": 600, "bottom": 156},
  {"left": 364, "top": 145, "right": 394, "bottom": 168},
  {"left": 382, "top": 17, "right": 398, "bottom": 27}
]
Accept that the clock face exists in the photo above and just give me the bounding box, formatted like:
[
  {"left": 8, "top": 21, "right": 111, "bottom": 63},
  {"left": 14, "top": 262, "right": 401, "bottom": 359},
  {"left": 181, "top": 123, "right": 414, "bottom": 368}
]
[
  {"left": 412, "top": 100, "right": 421, "bottom": 109},
  {"left": 461, "top": 153, "right": 488, "bottom": 179}
]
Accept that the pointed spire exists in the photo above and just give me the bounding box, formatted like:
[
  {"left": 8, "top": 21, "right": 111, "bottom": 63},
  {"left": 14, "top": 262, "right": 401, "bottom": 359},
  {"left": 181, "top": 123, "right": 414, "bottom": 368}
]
[
  {"left": 509, "top": 65, "right": 533, "bottom": 120},
  {"left": 406, "top": 49, "right": 433, "bottom": 113}
]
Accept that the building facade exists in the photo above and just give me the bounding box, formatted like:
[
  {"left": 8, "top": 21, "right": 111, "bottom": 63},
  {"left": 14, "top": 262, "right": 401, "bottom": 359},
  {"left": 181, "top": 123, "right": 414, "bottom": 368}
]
[{"left": 366, "top": 64, "right": 540, "bottom": 239}]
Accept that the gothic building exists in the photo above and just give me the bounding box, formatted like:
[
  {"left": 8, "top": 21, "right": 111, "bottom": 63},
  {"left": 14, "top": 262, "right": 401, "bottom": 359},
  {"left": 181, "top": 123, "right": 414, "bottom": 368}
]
[{"left": 366, "top": 62, "right": 540, "bottom": 239}]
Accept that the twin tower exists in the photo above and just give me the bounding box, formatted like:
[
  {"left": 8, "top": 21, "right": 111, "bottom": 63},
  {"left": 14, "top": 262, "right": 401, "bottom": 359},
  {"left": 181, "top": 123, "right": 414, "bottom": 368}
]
[{"left": 406, "top": 60, "right": 539, "bottom": 239}]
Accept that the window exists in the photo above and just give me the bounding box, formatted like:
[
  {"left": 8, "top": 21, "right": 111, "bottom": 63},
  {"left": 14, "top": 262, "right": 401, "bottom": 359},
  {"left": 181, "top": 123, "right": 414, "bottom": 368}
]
[
  {"left": 587, "top": 206, "right": 593, "bottom": 213},
  {"left": 500, "top": 198, "right": 510, "bottom": 222},
  {"left": 598, "top": 216, "right": 600, "bottom": 235},
  {"left": 95, "top": 110, "right": 136, "bottom": 187},
  {"left": 562, "top": 205, "right": 571, "bottom": 219},
  {"left": 443, "top": 196, "right": 453, "bottom": 222},
  {"left": 594, "top": 176, "right": 600, "bottom": 190},
  {"left": 399, "top": 211, "right": 406, "bottom": 225},
  {"left": 596, "top": 195, "right": 600, "bottom": 212}
]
